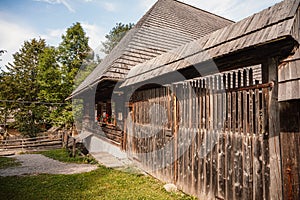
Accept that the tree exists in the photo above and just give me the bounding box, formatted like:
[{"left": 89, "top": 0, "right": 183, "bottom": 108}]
[
  {"left": 101, "top": 22, "right": 134, "bottom": 55},
  {"left": 57, "top": 22, "right": 91, "bottom": 127},
  {"left": 58, "top": 22, "right": 91, "bottom": 96},
  {"left": 36, "top": 46, "right": 64, "bottom": 127},
  {"left": 0, "top": 71, "right": 14, "bottom": 136},
  {"left": 5, "top": 39, "right": 46, "bottom": 137},
  {"left": 0, "top": 50, "right": 6, "bottom": 61}
]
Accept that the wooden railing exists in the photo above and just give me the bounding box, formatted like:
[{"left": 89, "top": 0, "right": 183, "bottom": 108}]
[{"left": 0, "top": 134, "right": 62, "bottom": 153}]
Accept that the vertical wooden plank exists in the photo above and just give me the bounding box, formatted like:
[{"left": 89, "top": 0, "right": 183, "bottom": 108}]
[
  {"left": 173, "top": 83, "right": 179, "bottom": 184},
  {"left": 253, "top": 88, "right": 263, "bottom": 199},
  {"left": 242, "top": 90, "right": 251, "bottom": 200},
  {"left": 206, "top": 77, "right": 213, "bottom": 196},
  {"left": 235, "top": 91, "right": 243, "bottom": 199},
  {"left": 199, "top": 79, "right": 205, "bottom": 196},
  {"left": 232, "top": 90, "right": 238, "bottom": 200},
  {"left": 262, "top": 88, "right": 270, "bottom": 200},
  {"left": 187, "top": 81, "right": 193, "bottom": 195},
  {"left": 280, "top": 100, "right": 300, "bottom": 200},
  {"left": 178, "top": 83, "right": 183, "bottom": 189},
  {"left": 205, "top": 77, "right": 211, "bottom": 196},
  {"left": 248, "top": 89, "right": 254, "bottom": 200},
  {"left": 217, "top": 75, "right": 226, "bottom": 199},
  {"left": 212, "top": 76, "right": 218, "bottom": 197},
  {"left": 182, "top": 82, "right": 187, "bottom": 190},
  {"left": 263, "top": 58, "right": 282, "bottom": 200},
  {"left": 226, "top": 91, "right": 233, "bottom": 200},
  {"left": 193, "top": 80, "right": 199, "bottom": 196}
]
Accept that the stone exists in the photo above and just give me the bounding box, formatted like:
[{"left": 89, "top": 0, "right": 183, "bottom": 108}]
[{"left": 163, "top": 183, "right": 178, "bottom": 193}]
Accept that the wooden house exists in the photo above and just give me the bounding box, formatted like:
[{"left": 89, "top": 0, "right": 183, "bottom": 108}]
[
  {"left": 71, "top": 0, "right": 233, "bottom": 157},
  {"left": 72, "top": 0, "right": 300, "bottom": 199}
]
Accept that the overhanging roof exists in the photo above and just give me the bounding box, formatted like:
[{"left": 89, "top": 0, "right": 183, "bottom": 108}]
[
  {"left": 121, "top": 0, "right": 300, "bottom": 87},
  {"left": 70, "top": 0, "right": 233, "bottom": 98}
]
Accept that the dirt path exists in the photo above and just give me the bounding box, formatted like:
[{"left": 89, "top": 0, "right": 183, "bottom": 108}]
[{"left": 0, "top": 154, "right": 98, "bottom": 176}]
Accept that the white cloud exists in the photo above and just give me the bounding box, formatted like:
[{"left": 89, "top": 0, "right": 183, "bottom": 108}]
[
  {"left": 81, "top": 22, "right": 106, "bottom": 58},
  {"left": 103, "top": 2, "right": 118, "bottom": 12},
  {"left": 34, "top": 0, "right": 75, "bottom": 13},
  {"left": 41, "top": 28, "right": 65, "bottom": 46},
  {"left": 139, "top": 0, "right": 156, "bottom": 12},
  {"left": 0, "top": 13, "right": 39, "bottom": 69},
  {"left": 139, "top": 0, "right": 282, "bottom": 21},
  {"left": 180, "top": 0, "right": 282, "bottom": 21}
]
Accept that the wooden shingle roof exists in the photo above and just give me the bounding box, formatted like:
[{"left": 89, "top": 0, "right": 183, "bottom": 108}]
[
  {"left": 122, "top": 0, "right": 300, "bottom": 87},
  {"left": 71, "top": 0, "right": 233, "bottom": 97}
]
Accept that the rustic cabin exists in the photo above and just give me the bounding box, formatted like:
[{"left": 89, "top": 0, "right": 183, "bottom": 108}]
[
  {"left": 70, "top": 0, "right": 233, "bottom": 157},
  {"left": 71, "top": 0, "right": 300, "bottom": 199}
]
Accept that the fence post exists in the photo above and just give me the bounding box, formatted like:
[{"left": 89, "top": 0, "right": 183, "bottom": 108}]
[
  {"left": 72, "top": 137, "right": 76, "bottom": 157},
  {"left": 62, "top": 131, "right": 65, "bottom": 148},
  {"left": 66, "top": 134, "right": 69, "bottom": 150},
  {"left": 21, "top": 139, "right": 24, "bottom": 152},
  {"left": 262, "top": 57, "right": 282, "bottom": 200}
]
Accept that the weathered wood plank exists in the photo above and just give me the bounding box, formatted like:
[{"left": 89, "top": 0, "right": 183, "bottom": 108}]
[
  {"left": 226, "top": 91, "right": 233, "bottom": 200},
  {"left": 263, "top": 58, "right": 282, "bottom": 200}
]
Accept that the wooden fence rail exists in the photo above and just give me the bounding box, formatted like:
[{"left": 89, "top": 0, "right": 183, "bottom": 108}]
[{"left": 0, "top": 134, "right": 63, "bottom": 153}]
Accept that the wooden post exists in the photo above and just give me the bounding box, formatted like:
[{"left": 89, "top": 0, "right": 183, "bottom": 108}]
[
  {"left": 62, "top": 131, "right": 65, "bottom": 148},
  {"left": 262, "top": 57, "right": 283, "bottom": 200},
  {"left": 72, "top": 137, "right": 76, "bottom": 157},
  {"left": 173, "top": 84, "right": 178, "bottom": 184},
  {"left": 66, "top": 134, "right": 69, "bottom": 150}
]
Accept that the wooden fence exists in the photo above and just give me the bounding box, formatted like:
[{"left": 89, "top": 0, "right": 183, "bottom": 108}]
[
  {"left": 126, "top": 68, "right": 276, "bottom": 199},
  {"left": 0, "top": 134, "right": 62, "bottom": 154}
]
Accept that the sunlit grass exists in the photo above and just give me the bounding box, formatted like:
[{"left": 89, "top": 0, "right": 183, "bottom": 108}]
[
  {"left": 0, "top": 165, "right": 195, "bottom": 200},
  {"left": 0, "top": 157, "right": 21, "bottom": 169}
]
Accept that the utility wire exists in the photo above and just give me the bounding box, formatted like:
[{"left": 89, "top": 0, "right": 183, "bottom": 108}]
[{"left": 0, "top": 99, "right": 67, "bottom": 105}]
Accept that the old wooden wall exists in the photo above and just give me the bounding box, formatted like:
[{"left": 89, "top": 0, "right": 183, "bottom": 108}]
[
  {"left": 280, "top": 100, "right": 300, "bottom": 200},
  {"left": 126, "top": 67, "right": 277, "bottom": 199}
]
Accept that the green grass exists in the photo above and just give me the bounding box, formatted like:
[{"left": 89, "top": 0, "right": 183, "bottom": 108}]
[
  {"left": 0, "top": 157, "right": 21, "bottom": 169},
  {"left": 0, "top": 165, "right": 195, "bottom": 200},
  {"left": 39, "top": 148, "right": 97, "bottom": 164}
]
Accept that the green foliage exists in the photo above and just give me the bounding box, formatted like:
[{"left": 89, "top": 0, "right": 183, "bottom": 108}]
[
  {"left": 40, "top": 148, "right": 97, "bottom": 164},
  {"left": 58, "top": 22, "right": 91, "bottom": 95},
  {"left": 3, "top": 39, "right": 47, "bottom": 137},
  {"left": 0, "top": 22, "right": 93, "bottom": 134},
  {"left": 56, "top": 22, "right": 91, "bottom": 128},
  {"left": 0, "top": 165, "right": 195, "bottom": 200},
  {"left": 101, "top": 22, "right": 134, "bottom": 54},
  {"left": 0, "top": 72, "right": 14, "bottom": 132},
  {"left": 0, "top": 157, "right": 21, "bottom": 169}
]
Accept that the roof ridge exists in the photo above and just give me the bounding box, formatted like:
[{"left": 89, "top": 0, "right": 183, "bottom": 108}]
[
  {"left": 135, "top": 0, "right": 234, "bottom": 28},
  {"left": 135, "top": 0, "right": 160, "bottom": 28},
  {"left": 171, "top": 0, "right": 235, "bottom": 23}
]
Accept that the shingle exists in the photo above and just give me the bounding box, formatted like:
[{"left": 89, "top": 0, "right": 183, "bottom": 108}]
[{"left": 71, "top": 0, "right": 233, "bottom": 97}]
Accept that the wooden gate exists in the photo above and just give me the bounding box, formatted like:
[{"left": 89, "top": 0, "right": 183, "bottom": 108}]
[{"left": 126, "top": 68, "right": 275, "bottom": 199}]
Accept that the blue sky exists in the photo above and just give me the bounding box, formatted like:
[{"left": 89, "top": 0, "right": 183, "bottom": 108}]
[{"left": 0, "top": 0, "right": 282, "bottom": 69}]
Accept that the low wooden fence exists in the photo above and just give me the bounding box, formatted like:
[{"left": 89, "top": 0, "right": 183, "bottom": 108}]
[
  {"left": 126, "top": 68, "right": 278, "bottom": 199},
  {"left": 0, "top": 134, "right": 62, "bottom": 153}
]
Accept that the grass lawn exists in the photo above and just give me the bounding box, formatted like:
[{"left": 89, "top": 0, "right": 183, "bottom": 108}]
[
  {"left": 39, "top": 148, "right": 97, "bottom": 164},
  {"left": 0, "top": 149, "right": 195, "bottom": 200},
  {"left": 0, "top": 157, "right": 21, "bottom": 169}
]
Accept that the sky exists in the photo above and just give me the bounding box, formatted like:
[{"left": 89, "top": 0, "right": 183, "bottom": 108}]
[{"left": 0, "top": 0, "right": 282, "bottom": 70}]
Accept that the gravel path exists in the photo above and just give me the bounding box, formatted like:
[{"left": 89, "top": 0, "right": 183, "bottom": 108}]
[{"left": 0, "top": 154, "right": 98, "bottom": 176}]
